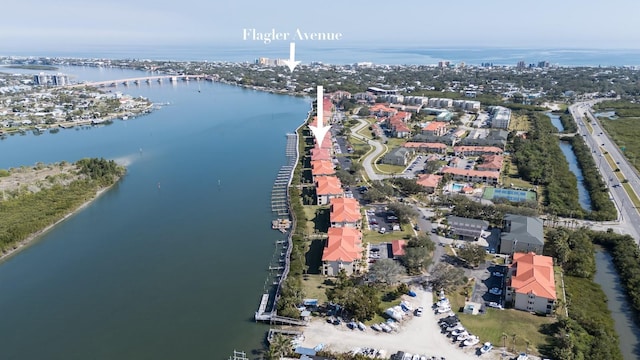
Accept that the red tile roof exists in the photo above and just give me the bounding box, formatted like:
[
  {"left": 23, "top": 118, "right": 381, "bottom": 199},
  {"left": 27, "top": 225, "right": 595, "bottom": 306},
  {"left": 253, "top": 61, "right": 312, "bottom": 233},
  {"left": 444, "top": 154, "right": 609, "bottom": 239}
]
[
  {"left": 453, "top": 146, "right": 504, "bottom": 155},
  {"left": 322, "top": 227, "right": 363, "bottom": 262},
  {"left": 391, "top": 239, "right": 407, "bottom": 257},
  {"left": 311, "top": 160, "right": 335, "bottom": 177},
  {"left": 477, "top": 155, "right": 503, "bottom": 171},
  {"left": 315, "top": 176, "right": 343, "bottom": 196},
  {"left": 423, "top": 121, "right": 447, "bottom": 131},
  {"left": 403, "top": 142, "right": 448, "bottom": 149},
  {"left": 330, "top": 197, "right": 361, "bottom": 223},
  {"left": 510, "top": 252, "right": 556, "bottom": 300},
  {"left": 416, "top": 174, "right": 442, "bottom": 188},
  {"left": 310, "top": 147, "right": 331, "bottom": 161}
]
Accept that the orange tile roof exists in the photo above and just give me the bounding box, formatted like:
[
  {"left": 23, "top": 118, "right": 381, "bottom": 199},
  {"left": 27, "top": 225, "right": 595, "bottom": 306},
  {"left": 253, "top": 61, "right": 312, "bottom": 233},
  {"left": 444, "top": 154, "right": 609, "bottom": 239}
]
[
  {"left": 510, "top": 252, "right": 556, "bottom": 300},
  {"left": 403, "top": 142, "right": 448, "bottom": 149},
  {"left": 315, "top": 176, "right": 343, "bottom": 196},
  {"left": 310, "top": 147, "right": 331, "bottom": 161},
  {"left": 391, "top": 239, "right": 407, "bottom": 257},
  {"left": 478, "top": 155, "right": 503, "bottom": 171},
  {"left": 423, "top": 121, "right": 447, "bottom": 131},
  {"left": 441, "top": 167, "right": 500, "bottom": 179},
  {"left": 453, "top": 146, "right": 504, "bottom": 154},
  {"left": 330, "top": 197, "right": 361, "bottom": 223},
  {"left": 322, "top": 227, "right": 363, "bottom": 262},
  {"left": 311, "top": 160, "right": 335, "bottom": 176},
  {"left": 416, "top": 174, "right": 442, "bottom": 188}
]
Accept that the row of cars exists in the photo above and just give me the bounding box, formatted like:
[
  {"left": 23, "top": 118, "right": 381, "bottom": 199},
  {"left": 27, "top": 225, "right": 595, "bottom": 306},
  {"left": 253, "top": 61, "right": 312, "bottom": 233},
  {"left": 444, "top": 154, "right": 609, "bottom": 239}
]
[{"left": 437, "top": 307, "right": 493, "bottom": 356}]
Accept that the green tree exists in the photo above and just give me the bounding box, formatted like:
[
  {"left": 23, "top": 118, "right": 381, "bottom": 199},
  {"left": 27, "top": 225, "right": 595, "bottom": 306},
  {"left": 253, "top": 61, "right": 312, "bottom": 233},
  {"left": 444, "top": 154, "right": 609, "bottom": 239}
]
[
  {"left": 387, "top": 203, "right": 418, "bottom": 224},
  {"left": 457, "top": 244, "right": 486, "bottom": 268},
  {"left": 368, "top": 258, "right": 406, "bottom": 284},
  {"left": 268, "top": 333, "right": 292, "bottom": 360},
  {"left": 428, "top": 263, "right": 466, "bottom": 292}
]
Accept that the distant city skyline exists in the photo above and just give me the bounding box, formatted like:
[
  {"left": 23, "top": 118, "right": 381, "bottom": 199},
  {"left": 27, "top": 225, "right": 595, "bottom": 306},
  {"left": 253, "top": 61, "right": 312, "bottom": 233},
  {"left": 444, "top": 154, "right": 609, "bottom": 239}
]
[{"left": 2, "top": 0, "right": 639, "bottom": 52}]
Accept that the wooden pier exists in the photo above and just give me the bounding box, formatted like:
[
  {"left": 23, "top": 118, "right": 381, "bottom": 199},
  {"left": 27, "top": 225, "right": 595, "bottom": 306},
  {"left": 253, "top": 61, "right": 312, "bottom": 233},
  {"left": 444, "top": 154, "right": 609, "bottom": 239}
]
[{"left": 257, "top": 130, "right": 307, "bottom": 327}]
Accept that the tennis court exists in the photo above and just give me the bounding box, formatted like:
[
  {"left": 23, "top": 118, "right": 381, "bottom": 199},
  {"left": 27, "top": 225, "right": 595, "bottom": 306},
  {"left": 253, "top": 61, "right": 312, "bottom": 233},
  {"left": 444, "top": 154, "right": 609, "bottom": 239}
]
[{"left": 482, "top": 187, "right": 536, "bottom": 202}]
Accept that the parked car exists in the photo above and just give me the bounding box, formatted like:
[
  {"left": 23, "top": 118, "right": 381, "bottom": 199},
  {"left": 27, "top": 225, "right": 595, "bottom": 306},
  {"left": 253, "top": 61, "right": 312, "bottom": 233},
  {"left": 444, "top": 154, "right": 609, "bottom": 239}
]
[
  {"left": 487, "top": 301, "right": 503, "bottom": 309},
  {"left": 414, "top": 307, "right": 424, "bottom": 316},
  {"left": 492, "top": 271, "right": 504, "bottom": 277},
  {"left": 480, "top": 342, "right": 493, "bottom": 354},
  {"left": 489, "top": 288, "right": 502, "bottom": 295}
]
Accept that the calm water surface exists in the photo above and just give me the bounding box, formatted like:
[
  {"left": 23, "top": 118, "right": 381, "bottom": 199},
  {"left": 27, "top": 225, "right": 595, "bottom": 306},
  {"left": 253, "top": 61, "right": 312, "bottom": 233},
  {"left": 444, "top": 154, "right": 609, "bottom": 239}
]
[{"left": 0, "top": 67, "right": 310, "bottom": 359}]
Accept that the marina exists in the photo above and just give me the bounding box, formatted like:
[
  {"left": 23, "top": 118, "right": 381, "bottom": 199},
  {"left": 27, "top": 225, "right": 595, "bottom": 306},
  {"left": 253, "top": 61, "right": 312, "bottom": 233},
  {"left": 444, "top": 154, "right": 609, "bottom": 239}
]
[{"left": 256, "top": 131, "right": 309, "bottom": 327}]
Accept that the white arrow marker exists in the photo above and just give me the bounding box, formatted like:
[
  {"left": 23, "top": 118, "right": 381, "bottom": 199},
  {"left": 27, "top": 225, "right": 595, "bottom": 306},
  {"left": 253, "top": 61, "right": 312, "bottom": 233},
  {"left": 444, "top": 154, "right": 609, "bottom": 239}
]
[
  {"left": 309, "top": 85, "right": 332, "bottom": 149},
  {"left": 282, "top": 42, "right": 301, "bottom": 72}
]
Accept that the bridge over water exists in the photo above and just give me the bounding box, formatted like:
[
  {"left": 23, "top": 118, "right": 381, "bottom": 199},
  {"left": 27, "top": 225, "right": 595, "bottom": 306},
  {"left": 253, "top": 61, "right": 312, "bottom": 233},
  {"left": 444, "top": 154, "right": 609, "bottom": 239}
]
[{"left": 66, "top": 74, "right": 214, "bottom": 88}]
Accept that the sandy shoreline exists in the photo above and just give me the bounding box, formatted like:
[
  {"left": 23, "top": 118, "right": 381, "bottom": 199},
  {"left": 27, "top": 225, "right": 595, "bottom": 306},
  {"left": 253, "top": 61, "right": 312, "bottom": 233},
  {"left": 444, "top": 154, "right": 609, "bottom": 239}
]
[
  {"left": 0, "top": 181, "right": 118, "bottom": 262},
  {"left": 299, "top": 286, "right": 503, "bottom": 360}
]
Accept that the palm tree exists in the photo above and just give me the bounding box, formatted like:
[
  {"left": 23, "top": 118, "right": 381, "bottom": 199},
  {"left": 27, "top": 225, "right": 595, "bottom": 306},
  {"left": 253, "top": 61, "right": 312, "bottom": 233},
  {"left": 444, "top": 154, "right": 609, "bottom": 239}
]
[
  {"left": 511, "top": 333, "right": 518, "bottom": 352},
  {"left": 524, "top": 338, "right": 531, "bottom": 355},
  {"left": 268, "top": 333, "right": 292, "bottom": 360},
  {"left": 501, "top": 332, "right": 508, "bottom": 357}
]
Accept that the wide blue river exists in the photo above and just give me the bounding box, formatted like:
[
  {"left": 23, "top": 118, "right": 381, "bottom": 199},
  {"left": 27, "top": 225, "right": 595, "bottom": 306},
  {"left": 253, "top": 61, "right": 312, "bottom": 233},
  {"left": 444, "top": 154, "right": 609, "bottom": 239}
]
[{"left": 0, "top": 66, "right": 310, "bottom": 359}]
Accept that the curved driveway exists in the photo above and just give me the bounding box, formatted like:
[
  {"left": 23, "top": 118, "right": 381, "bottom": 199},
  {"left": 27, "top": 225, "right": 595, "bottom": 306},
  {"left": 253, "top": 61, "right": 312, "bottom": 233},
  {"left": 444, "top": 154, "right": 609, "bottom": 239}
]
[{"left": 350, "top": 118, "right": 391, "bottom": 181}]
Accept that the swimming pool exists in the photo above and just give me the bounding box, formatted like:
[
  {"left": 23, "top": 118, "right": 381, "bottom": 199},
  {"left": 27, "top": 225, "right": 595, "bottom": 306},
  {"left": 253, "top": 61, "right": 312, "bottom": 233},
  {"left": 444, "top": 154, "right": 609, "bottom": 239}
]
[{"left": 451, "top": 183, "right": 465, "bottom": 192}]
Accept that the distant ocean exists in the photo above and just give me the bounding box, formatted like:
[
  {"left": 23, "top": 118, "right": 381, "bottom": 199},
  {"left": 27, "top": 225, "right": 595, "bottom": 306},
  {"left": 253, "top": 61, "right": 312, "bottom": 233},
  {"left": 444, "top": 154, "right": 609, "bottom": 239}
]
[{"left": 2, "top": 43, "right": 640, "bottom": 67}]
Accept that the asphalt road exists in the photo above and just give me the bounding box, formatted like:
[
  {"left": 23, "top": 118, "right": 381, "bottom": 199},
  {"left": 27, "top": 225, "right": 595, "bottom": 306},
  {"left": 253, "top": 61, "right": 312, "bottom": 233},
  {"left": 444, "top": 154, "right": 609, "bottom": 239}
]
[{"left": 569, "top": 101, "right": 640, "bottom": 241}]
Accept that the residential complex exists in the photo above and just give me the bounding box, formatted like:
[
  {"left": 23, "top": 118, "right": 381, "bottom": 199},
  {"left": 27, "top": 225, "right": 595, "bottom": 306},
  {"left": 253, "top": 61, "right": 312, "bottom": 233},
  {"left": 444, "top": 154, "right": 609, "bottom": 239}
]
[{"left": 505, "top": 252, "right": 556, "bottom": 314}]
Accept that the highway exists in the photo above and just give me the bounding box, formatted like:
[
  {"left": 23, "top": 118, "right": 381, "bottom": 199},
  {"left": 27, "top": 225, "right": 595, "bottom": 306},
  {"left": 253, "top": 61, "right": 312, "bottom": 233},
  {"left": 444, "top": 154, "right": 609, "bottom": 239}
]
[{"left": 569, "top": 101, "right": 640, "bottom": 241}]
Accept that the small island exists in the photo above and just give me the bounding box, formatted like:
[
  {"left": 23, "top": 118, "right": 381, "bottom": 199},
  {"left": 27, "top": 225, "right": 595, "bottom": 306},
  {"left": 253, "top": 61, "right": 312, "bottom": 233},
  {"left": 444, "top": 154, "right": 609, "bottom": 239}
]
[{"left": 0, "top": 158, "right": 125, "bottom": 259}]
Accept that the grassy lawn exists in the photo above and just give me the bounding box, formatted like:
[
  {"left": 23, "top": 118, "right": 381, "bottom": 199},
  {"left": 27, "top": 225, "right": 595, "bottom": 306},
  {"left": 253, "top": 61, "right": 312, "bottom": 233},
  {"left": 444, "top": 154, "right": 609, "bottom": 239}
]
[
  {"left": 622, "top": 182, "right": 640, "bottom": 209},
  {"left": 376, "top": 163, "right": 406, "bottom": 174},
  {"left": 362, "top": 225, "right": 414, "bottom": 244},
  {"left": 602, "top": 151, "right": 626, "bottom": 181},
  {"left": 504, "top": 155, "right": 535, "bottom": 188},
  {"left": 554, "top": 266, "right": 567, "bottom": 317},
  {"left": 600, "top": 117, "right": 640, "bottom": 173},
  {"left": 509, "top": 113, "right": 531, "bottom": 132},
  {"left": 585, "top": 121, "right": 593, "bottom": 134},
  {"left": 447, "top": 285, "right": 555, "bottom": 356},
  {"left": 303, "top": 205, "right": 330, "bottom": 234},
  {"left": 300, "top": 274, "right": 330, "bottom": 304}
]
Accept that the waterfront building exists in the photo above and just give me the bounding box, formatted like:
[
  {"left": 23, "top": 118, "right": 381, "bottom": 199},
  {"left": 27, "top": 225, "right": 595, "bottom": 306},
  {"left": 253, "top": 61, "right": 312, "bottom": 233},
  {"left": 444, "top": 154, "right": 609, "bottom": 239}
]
[
  {"left": 315, "top": 176, "right": 343, "bottom": 205},
  {"left": 505, "top": 252, "right": 556, "bottom": 314},
  {"left": 490, "top": 106, "right": 511, "bottom": 129},
  {"left": 329, "top": 197, "right": 361, "bottom": 228},
  {"left": 321, "top": 227, "right": 364, "bottom": 276}
]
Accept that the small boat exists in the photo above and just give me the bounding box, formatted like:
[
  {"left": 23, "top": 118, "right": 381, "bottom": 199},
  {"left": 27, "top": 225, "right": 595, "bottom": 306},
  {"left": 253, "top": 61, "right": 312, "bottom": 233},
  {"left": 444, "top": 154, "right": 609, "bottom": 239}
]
[
  {"left": 371, "top": 324, "right": 382, "bottom": 332},
  {"left": 357, "top": 322, "right": 366, "bottom": 331}
]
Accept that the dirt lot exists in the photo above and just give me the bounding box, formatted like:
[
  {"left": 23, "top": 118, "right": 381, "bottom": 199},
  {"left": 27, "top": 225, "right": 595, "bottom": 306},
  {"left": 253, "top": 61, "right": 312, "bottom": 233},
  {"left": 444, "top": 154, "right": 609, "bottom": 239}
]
[{"left": 300, "top": 287, "right": 503, "bottom": 360}]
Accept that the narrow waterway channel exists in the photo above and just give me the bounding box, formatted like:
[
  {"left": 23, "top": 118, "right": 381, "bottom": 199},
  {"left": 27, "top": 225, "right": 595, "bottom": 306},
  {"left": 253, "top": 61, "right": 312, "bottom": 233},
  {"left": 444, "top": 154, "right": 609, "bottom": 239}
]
[
  {"left": 546, "top": 112, "right": 592, "bottom": 211},
  {"left": 594, "top": 250, "right": 640, "bottom": 360}
]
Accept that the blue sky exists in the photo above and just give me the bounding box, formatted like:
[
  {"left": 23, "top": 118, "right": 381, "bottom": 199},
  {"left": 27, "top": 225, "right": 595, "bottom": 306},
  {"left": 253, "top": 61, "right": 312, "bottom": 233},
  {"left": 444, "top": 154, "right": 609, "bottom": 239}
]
[{"left": 2, "top": 0, "right": 639, "bottom": 51}]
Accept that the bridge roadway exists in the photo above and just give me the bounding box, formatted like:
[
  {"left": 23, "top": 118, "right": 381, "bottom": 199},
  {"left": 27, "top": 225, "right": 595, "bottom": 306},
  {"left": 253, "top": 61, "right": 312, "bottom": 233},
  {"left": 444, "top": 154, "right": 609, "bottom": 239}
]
[{"left": 65, "top": 74, "right": 212, "bottom": 88}]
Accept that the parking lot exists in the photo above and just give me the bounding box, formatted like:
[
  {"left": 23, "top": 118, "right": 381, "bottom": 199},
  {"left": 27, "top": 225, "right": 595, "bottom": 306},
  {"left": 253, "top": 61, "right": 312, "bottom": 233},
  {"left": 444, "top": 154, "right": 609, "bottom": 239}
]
[
  {"left": 365, "top": 206, "right": 402, "bottom": 233},
  {"left": 469, "top": 262, "right": 507, "bottom": 308},
  {"left": 401, "top": 156, "right": 428, "bottom": 177}
]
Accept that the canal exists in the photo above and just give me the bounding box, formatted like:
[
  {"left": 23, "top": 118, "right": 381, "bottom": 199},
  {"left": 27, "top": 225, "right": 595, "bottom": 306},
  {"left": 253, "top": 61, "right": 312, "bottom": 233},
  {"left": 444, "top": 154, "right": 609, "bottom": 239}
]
[{"left": 547, "top": 112, "right": 592, "bottom": 211}]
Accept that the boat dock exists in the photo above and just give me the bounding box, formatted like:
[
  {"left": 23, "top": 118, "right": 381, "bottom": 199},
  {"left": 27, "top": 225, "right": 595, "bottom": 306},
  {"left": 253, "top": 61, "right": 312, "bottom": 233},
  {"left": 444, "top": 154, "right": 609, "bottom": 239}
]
[{"left": 256, "top": 130, "right": 307, "bottom": 327}]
